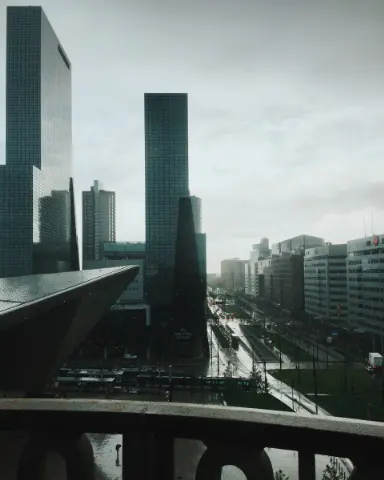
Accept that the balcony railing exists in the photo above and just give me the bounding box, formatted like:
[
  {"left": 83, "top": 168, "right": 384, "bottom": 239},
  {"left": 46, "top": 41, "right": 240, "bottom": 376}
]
[{"left": 0, "top": 398, "right": 383, "bottom": 479}]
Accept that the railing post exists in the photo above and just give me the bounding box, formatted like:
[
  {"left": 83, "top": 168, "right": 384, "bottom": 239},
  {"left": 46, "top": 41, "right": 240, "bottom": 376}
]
[
  {"left": 154, "top": 434, "right": 174, "bottom": 479},
  {"left": 122, "top": 431, "right": 155, "bottom": 480},
  {"left": 298, "top": 451, "right": 315, "bottom": 480}
]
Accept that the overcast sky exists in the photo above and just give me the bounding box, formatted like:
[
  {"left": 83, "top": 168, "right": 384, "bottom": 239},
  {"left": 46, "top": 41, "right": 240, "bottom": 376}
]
[{"left": 1, "top": 0, "right": 384, "bottom": 273}]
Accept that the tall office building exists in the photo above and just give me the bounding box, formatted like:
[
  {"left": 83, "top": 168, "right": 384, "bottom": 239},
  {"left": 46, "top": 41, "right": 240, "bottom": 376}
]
[
  {"left": 248, "top": 238, "right": 271, "bottom": 298},
  {"left": 221, "top": 259, "right": 247, "bottom": 293},
  {"left": 0, "top": 7, "right": 78, "bottom": 277},
  {"left": 347, "top": 235, "right": 384, "bottom": 350},
  {"left": 173, "top": 197, "right": 207, "bottom": 357},
  {"left": 145, "top": 93, "right": 189, "bottom": 312},
  {"left": 82, "top": 180, "right": 116, "bottom": 262},
  {"left": 190, "top": 195, "right": 202, "bottom": 233},
  {"left": 304, "top": 244, "right": 347, "bottom": 326}
]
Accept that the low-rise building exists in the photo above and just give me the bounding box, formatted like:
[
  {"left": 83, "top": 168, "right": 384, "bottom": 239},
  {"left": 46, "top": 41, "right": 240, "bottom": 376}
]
[{"left": 304, "top": 244, "right": 347, "bottom": 326}]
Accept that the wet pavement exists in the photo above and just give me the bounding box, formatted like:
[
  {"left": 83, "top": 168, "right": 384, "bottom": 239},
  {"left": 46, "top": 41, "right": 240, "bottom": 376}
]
[
  {"left": 90, "top": 322, "right": 352, "bottom": 479},
  {"left": 89, "top": 433, "right": 342, "bottom": 480}
]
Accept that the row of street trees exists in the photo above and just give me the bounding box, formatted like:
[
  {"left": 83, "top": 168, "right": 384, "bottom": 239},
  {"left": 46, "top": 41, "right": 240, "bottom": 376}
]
[{"left": 275, "top": 456, "right": 346, "bottom": 479}]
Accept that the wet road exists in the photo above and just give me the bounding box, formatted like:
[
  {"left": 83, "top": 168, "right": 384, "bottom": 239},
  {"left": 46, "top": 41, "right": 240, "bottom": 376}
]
[{"left": 90, "top": 323, "right": 351, "bottom": 479}]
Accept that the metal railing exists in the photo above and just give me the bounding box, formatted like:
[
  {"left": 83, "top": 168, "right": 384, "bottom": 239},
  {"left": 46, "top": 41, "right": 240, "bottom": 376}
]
[{"left": 0, "top": 398, "right": 383, "bottom": 479}]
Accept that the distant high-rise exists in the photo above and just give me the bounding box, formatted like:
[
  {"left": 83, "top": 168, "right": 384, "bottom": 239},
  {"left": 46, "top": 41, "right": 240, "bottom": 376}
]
[
  {"left": 0, "top": 6, "right": 77, "bottom": 277},
  {"left": 82, "top": 180, "right": 116, "bottom": 262},
  {"left": 145, "top": 93, "right": 189, "bottom": 311}
]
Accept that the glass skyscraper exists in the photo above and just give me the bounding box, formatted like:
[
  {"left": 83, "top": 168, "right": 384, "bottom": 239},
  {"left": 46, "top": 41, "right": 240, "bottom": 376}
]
[
  {"left": 144, "top": 93, "right": 189, "bottom": 311},
  {"left": 0, "top": 7, "right": 77, "bottom": 277}
]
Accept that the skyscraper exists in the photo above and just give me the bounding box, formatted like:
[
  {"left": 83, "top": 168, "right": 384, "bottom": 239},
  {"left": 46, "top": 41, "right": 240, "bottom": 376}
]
[
  {"left": 189, "top": 195, "right": 206, "bottom": 293},
  {"left": 82, "top": 180, "right": 116, "bottom": 262},
  {"left": 190, "top": 196, "right": 202, "bottom": 234},
  {"left": 0, "top": 6, "right": 77, "bottom": 277},
  {"left": 145, "top": 93, "right": 189, "bottom": 313},
  {"left": 173, "top": 197, "right": 207, "bottom": 357}
]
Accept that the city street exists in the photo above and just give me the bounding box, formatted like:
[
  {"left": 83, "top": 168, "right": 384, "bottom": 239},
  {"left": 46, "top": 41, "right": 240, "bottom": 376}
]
[
  {"left": 85, "top": 317, "right": 353, "bottom": 480},
  {"left": 208, "top": 321, "right": 353, "bottom": 478}
]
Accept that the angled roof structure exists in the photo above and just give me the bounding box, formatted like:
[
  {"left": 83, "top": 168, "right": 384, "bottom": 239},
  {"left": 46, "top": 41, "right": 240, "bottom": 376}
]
[{"left": 0, "top": 266, "right": 139, "bottom": 393}]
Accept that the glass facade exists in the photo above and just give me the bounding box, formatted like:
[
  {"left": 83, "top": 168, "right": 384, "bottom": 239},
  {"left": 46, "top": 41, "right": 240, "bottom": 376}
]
[
  {"left": 1, "top": 7, "right": 74, "bottom": 277},
  {"left": 190, "top": 195, "right": 202, "bottom": 233},
  {"left": 347, "top": 235, "right": 384, "bottom": 335},
  {"left": 145, "top": 93, "right": 189, "bottom": 308},
  {"left": 82, "top": 181, "right": 116, "bottom": 262},
  {"left": 173, "top": 197, "right": 207, "bottom": 357}
]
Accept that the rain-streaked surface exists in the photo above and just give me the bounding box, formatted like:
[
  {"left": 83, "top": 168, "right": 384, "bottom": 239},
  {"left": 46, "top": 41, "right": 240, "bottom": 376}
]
[
  {"left": 90, "top": 321, "right": 352, "bottom": 479},
  {"left": 0, "top": 266, "right": 137, "bottom": 310}
]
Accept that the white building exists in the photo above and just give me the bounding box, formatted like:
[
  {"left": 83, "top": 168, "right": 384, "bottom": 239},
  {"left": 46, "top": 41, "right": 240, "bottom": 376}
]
[
  {"left": 247, "top": 238, "right": 270, "bottom": 298},
  {"left": 244, "top": 261, "right": 252, "bottom": 295},
  {"left": 347, "top": 235, "right": 384, "bottom": 344},
  {"left": 304, "top": 244, "right": 347, "bottom": 325}
]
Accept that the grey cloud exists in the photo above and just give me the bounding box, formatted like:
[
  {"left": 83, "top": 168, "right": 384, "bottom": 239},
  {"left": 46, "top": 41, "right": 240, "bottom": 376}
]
[{"left": 0, "top": 0, "right": 383, "bottom": 271}]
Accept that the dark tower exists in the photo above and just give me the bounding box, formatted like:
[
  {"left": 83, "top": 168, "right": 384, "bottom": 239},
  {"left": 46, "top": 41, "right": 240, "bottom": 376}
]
[
  {"left": 172, "top": 197, "right": 207, "bottom": 358},
  {"left": 144, "top": 94, "right": 189, "bottom": 325},
  {"left": 69, "top": 178, "right": 80, "bottom": 271}
]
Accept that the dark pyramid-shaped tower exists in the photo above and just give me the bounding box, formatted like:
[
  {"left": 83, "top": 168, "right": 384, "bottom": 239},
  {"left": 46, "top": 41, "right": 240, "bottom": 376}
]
[{"left": 172, "top": 197, "right": 207, "bottom": 358}]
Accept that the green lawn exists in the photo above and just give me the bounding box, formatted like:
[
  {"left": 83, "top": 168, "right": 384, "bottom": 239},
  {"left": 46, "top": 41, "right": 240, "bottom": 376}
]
[
  {"left": 270, "top": 366, "right": 384, "bottom": 421},
  {"left": 223, "top": 379, "right": 292, "bottom": 411},
  {"left": 269, "top": 334, "right": 314, "bottom": 362},
  {"left": 242, "top": 325, "right": 313, "bottom": 362}
]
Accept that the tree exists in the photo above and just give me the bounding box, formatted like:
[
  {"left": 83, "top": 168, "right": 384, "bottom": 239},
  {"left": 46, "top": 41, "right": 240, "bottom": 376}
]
[
  {"left": 275, "top": 469, "right": 289, "bottom": 480},
  {"left": 249, "top": 366, "right": 264, "bottom": 393},
  {"left": 223, "top": 363, "right": 233, "bottom": 378},
  {"left": 321, "top": 457, "right": 344, "bottom": 480}
]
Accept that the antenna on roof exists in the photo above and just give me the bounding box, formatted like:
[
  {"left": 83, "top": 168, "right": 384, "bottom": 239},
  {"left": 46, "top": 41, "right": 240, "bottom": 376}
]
[
  {"left": 364, "top": 216, "right": 367, "bottom": 238},
  {"left": 371, "top": 210, "right": 375, "bottom": 236}
]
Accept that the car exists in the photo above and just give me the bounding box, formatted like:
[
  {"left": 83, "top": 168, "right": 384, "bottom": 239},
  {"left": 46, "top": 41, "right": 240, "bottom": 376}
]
[{"left": 365, "top": 365, "right": 375, "bottom": 373}]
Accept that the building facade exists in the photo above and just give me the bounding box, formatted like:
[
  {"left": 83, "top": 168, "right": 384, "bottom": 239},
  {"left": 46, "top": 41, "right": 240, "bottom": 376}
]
[
  {"left": 190, "top": 195, "right": 202, "bottom": 233},
  {"left": 82, "top": 180, "right": 116, "bottom": 262},
  {"left": 347, "top": 235, "right": 384, "bottom": 343},
  {"left": 271, "top": 253, "right": 304, "bottom": 314},
  {"left": 278, "top": 235, "right": 324, "bottom": 255},
  {"left": 221, "top": 259, "right": 246, "bottom": 293},
  {"left": 0, "top": 6, "right": 77, "bottom": 277},
  {"left": 145, "top": 93, "right": 189, "bottom": 310},
  {"left": 83, "top": 241, "right": 145, "bottom": 304},
  {"left": 248, "top": 238, "right": 270, "bottom": 298},
  {"left": 244, "top": 261, "right": 251, "bottom": 296},
  {"left": 196, "top": 233, "right": 207, "bottom": 293},
  {"left": 304, "top": 244, "right": 347, "bottom": 326},
  {"left": 172, "top": 197, "right": 207, "bottom": 357}
]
